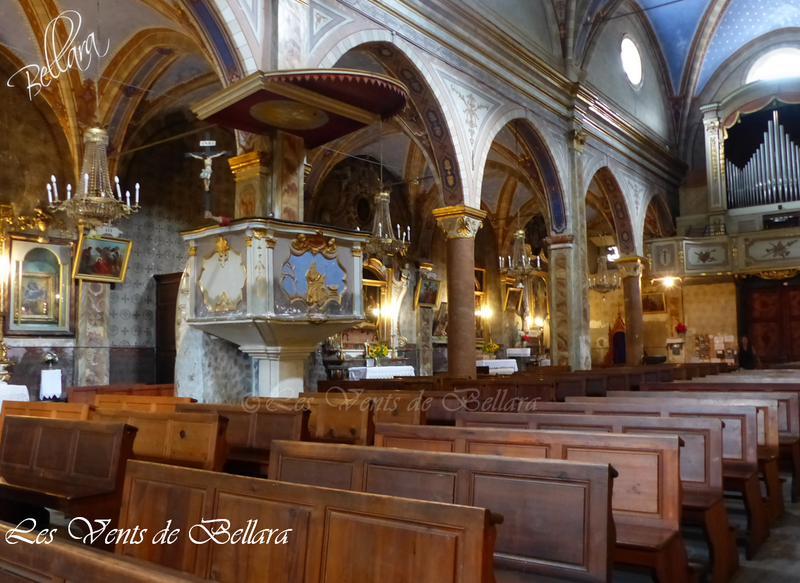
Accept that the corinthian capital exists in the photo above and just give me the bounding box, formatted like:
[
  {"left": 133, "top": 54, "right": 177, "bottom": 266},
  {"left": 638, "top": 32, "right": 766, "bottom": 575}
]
[
  {"left": 432, "top": 205, "right": 487, "bottom": 239},
  {"left": 615, "top": 256, "right": 644, "bottom": 278}
]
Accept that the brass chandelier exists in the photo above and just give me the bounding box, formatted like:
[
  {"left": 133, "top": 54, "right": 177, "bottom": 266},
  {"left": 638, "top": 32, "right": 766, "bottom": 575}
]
[
  {"left": 48, "top": 127, "right": 140, "bottom": 227},
  {"left": 500, "top": 229, "right": 538, "bottom": 278},
  {"left": 364, "top": 191, "right": 409, "bottom": 258}
]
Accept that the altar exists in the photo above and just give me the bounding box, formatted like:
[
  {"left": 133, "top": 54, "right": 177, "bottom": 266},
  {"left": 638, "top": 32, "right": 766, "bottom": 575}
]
[
  {"left": 348, "top": 366, "right": 416, "bottom": 380},
  {"left": 476, "top": 359, "right": 518, "bottom": 375}
]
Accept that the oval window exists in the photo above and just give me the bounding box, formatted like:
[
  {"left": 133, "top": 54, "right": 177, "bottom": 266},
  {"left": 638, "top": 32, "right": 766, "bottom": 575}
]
[{"left": 621, "top": 37, "right": 643, "bottom": 86}]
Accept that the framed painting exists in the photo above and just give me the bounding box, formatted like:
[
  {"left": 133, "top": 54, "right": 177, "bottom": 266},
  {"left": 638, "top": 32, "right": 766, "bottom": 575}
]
[
  {"left": 642, "top": 292, "right": 666, "bottom": 314},
  {"left": 73, "top": 233, "right": 132, "bottom": 283},
  {"left": 415, "top": 278, "right": 441, "bottom": 308},
  {"left": 504, "top": 287, "right": 523, "bottom": 312},
  {"left": 18, "top": 272, "right": 56, "bottom": 322}
]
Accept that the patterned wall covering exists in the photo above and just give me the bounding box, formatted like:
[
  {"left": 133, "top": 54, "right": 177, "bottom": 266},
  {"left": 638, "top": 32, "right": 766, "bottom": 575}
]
[
  {"left": 683, "top": 282, "right": 738, "bottom": 342},
  {"left": 109, "top": 208, "right": 190, "bottom": 348}
]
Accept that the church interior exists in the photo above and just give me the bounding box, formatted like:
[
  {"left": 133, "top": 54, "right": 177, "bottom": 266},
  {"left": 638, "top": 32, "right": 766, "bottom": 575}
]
[{"left": 2, "top": 0, "right": 800, "bottom": 581}]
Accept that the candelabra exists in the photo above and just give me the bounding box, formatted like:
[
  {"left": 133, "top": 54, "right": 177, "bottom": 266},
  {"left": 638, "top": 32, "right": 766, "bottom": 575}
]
[
  {"left": 589, "top": 254, "right": 620, "bottom": 294},
  {"left": 364, "top": 191, "right": 409, "bottom": 258},
  {"left": 47, "top": 127, "right": 140, "bottom": 227},
  {"left": 499, "top": 229, "right": 538, "bottom": 278}
]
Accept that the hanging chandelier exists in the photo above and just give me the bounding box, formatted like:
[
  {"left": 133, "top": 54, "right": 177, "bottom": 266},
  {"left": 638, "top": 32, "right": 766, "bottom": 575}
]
[
  {"left": 500, "top": 229, "right": 538, "bottom": 278},
  {"left": 364, "top": 191, "right": 409, "bottom": 258},
  {"left": 48, "top": 127, "right": 140, "bottom": 227},
  {"left": 589, "top": 252, "right": 620, "bottom": 294}
]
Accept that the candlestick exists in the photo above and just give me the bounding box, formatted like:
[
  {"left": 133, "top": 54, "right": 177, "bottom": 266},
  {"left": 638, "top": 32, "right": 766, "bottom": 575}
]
[
  {"left": 115, "top": 176, "right": 122, "bottom": 200},
  {"left": 407, "top": 226, "right": 410, "bottom": 241},
  {"left": 508, "top": 255, "right": 511, "bottom": 266},
  {"left": 50, "top": 176, "right": 58, "bottom": 200},
  {"left": 396, "top": 224, "right": 401, "bottom": 239},
  {"left": 47, "top": 184, "right": 52, "bottom": 204},
  {"left": 378, "top": 223, "right": 382, "bottom": 237}
]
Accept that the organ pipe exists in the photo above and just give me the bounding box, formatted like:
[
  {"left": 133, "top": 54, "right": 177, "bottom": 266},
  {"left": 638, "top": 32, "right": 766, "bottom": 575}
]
[{"left": 726, "top": 110, "right": 800, "bottom": 209}]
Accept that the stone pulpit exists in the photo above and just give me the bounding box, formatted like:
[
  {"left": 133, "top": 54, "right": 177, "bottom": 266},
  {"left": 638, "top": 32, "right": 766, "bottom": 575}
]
[{"left": 182, "top": 220, "right": 368, "bottom": 397}]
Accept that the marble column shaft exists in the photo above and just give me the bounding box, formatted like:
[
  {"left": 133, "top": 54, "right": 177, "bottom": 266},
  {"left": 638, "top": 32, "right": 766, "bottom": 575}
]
[
  {"left": 75, "top": 282, "right": 110, "bottom": 386},
  {"left": 433, "top": 206, "right": 486, "bottom": 378}
]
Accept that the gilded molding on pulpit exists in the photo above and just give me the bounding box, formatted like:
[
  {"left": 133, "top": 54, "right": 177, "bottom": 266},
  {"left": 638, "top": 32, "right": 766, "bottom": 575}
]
[
  {"left": 214, "top": 236, "right": 232, "bottom": 266},
  {"left": 291, "top": 230, "right": 337, "bottom": 257},
  {"left": 198, "top": 237, "right": 247, "bottom": 314}
]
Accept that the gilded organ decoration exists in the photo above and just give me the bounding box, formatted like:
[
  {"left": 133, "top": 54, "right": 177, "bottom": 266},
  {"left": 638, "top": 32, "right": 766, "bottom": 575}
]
[
  {"left": 281, "top": 231, "right": 346, "bottom": 309},
  {"left": 198, "top": 237, "right": 246, "bottom": 313}
]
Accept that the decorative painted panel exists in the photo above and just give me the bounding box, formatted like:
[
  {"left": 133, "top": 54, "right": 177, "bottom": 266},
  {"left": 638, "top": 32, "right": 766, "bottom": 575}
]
[{"left": 683, "top": 238, "right": 731, "bottom": 273}]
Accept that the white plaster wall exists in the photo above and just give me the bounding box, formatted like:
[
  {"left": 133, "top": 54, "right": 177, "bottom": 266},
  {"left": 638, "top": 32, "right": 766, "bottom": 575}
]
[
  {"left": 461, "top": 0, "right": 558, "bottom": 57},
  {"left": 584, "top": 15, "right": 672, "bottom": 142}
]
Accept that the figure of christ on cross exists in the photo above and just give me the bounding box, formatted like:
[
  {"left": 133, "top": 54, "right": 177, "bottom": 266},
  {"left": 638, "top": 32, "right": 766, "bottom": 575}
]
[{"left": 186, "top": 134, "right": 227, "bottom": 213}]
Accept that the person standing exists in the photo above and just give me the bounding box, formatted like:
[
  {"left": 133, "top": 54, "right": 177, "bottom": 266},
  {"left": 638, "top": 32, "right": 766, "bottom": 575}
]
[{"left": 739, "top": 335, "right": 759, "bottom": 370}]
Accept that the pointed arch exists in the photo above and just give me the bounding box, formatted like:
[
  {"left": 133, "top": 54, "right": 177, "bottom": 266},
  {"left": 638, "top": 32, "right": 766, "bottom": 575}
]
[{"left": 589, "top": 167, "right": 637, "bottom": 256}]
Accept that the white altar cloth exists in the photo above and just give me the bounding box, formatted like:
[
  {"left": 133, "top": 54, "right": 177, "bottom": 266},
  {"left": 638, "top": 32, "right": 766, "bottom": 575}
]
[
  {"left": 348, "top": 366, "right": 416, "bottom": 380},
  {"left": 476, "top": 359, "right": 518, "bottom": 375},
  {"left": 0, "top": 383, "right": 29, "bottom": 406}
]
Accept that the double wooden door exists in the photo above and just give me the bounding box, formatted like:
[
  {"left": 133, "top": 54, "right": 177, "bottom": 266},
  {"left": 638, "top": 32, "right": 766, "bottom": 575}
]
[{"left": 746, "top": 284, "right": 800, "bottom": 364}]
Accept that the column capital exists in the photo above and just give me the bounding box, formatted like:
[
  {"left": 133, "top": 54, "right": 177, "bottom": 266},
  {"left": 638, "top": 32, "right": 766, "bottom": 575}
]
[
  {"left": 544, "top": 234, "right": 574, "bottom": 249},
  {"left": 615, "top": 255, "right": 644, "bottom": 278},
  {"left": 229, "top": 151, "right": 271, "bottom": 177},
  {"left": 433, "top": 205, "right": 487, "bottom": 239}
]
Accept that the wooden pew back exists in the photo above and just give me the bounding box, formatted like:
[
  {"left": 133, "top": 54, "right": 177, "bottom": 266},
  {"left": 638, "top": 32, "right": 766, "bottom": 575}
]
[
  {"left": 269, "top": 439, "right": 616, "bottom": 583},
  {"left": 531, "top": 400, "right": 759, "bottom": 470},
  {"left": 0, "top": 416, "right": 135, "bottom": 495},
  {"left": 117, "top": 460, "right": 495, "bottom": 583},
  {"left": 374, "top": 423, "right": 682, "bottom": 533},
  {"left": 0, "top": 400, "right": 92, "bottom": 438},
  {"left": 94, "top": 395, "right": 195, "bottom": 412},
  {"left": 456, "top": 411, "right": 723, "bottom": 493},
  {"left": 175, "top": 403, "right": 309, "bottom": 476},
  {"left": 255, "top": 397, "right": 374, "bottom": 445},
  {"left": 0, "top": 522, "right": 203, "bottom": 583},
  {"left": 92, "top": 409, "right": 228, "bottom": 471},
  {"left": 68, "top": 383, "right": 175, "bottom": 405},
  {"left": 299, "top": 391, "right": 426, "bottom": 426},
  {"left": 593, "top": 394, "right": 780, "bottom": 457}
]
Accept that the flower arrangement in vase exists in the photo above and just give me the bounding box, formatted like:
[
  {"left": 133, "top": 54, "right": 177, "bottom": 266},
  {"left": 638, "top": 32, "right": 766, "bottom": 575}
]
[
  {"left": 480, "top": 342, "right": 499, "bottom": 359},
  {"left": 367, "top": 343, "right": 389, "bottom": 366},
  {"left": 675, "top": 323, "right": 687, "bottom": 335}
]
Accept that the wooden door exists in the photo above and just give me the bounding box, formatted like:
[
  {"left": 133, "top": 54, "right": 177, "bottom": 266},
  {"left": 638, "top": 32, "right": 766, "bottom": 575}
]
[
  {"left": 154, "top": 273, "right": 182, "bottom": 383},
  {"left": 747, "top": 284, "right": 800, "bottom": 363}
]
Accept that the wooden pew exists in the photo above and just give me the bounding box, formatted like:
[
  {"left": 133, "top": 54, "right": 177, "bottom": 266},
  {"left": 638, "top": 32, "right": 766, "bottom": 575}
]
[
  {"left": 597, "top": 393, "right": 785, "bottom": 521},
  {"left": 512, "top": 371, "right": 609, "bottom": 397},
  {"left": 0, "top": 417, "right": 136, "bottom": 546},
  {"left": 299, "top": 390, "right": 426, "bottom": 426},
  {"left": 0, "top": 522, "right": 204, "bottom": 583},
  {"left": 457, "top": 411, "right": 737, "bottom": 583},
  {"left": 253, "top": 397, "right": 375, "bottom": 445},
  {"left": 175, "top": 403, "right": 309, "bottom": 476},
  {"left": 0, "top": 400, "right": 92, "bottom": 439},
  {"left": 532, "top": 399, "right": 770, "bottom": 558},
  {"left": 317, "top": 377, "right": 444, "bottom": 393},
  {"left": 642, "top": 380, "right": 800, "bottom": 501},
  {"left": 94, "top": 395, "right": 195, "bottom": 412},
  {"left": 269, "top": 439, "right": 617, "bottom": 583},
  {"left": 117, "top": 460, "right": 497, "bottom": 583},
  {"left": 67, "top": 383, "right": 176, "bottom": 405},
  {"left": 92, "top": 409, "right": 228, "bottom": 471},
  {"left": 374, "top": 424, "right": 694, "bottom": 583}
]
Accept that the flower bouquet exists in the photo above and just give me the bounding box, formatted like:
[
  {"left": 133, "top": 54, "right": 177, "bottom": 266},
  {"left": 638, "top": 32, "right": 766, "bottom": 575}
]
[
  {"left": 675, "top": 323, "right": 687, "bottom": 335},
  {"left": 367, "top": 343, "right": 389, "bottom": 365}
]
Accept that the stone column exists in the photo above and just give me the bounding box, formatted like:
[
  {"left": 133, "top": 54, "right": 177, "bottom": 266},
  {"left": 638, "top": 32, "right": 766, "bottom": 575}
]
[
  {"left": 432, "top": 205, "right": 486, "bottom": 378},
  {"left": 75, "top": 282, "right": 110, "bottom": 385},
  {"left": 545, "top": 235, "right": 575, "bottom": 368},
  {"left": 700, "top": 104, "right": 727, "bottom": 213},
  {"left": 616, "top": 256, "right": 644, "bottom": 366}
]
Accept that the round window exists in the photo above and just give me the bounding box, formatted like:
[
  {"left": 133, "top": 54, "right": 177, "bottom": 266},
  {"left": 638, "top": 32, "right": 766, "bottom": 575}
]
[{"left": 620, "top": 37, "right": 643, "bottom": 86}]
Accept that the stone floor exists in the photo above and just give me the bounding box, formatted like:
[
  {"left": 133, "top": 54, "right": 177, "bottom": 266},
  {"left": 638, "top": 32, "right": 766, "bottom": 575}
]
[{"left": 616, "top": 473, "right": 800, "bottom": 582}]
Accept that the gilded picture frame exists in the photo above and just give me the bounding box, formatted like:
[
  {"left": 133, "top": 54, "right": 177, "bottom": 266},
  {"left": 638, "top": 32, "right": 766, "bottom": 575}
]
[{"left": 73, "top": 233, "right": 132, "bottom": 283}]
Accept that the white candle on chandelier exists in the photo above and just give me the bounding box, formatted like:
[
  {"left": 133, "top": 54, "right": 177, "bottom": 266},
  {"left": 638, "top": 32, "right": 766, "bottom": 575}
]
[
  {"left": 508, "top": 255, "right": 512, "bottom": 266},
  {"left": 46, "top": 183, "right": 53, "bottom": 204},
  {"left": 66, "top": 184, "right": 71, "bottom": 200},
  {"left": 135, "top": 183, "right": 140, "bottom": 206},
  {"left": 50, "top": 176, "right": 58, "bottom": 200},
  {"left": 378, "top": 223, "right": 382, "bottom": 237},
  {"left": 126, "top": 191, "right": 130, "bottom": 207},
  {"left": 84, "top": 173, "right": 89, "bottom": 195},
  {"left": 115, "top": 176, "right": 122, "bottom": 200},
  {"left": 498, "top": 256, "right": 502, "bottom": 269},
  {"left": 396, "top": 224, "right": 401, "bottom": 239}
]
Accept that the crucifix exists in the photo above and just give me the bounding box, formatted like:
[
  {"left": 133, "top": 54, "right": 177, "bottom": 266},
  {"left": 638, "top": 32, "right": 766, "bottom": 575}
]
[{"left": 185, "top": 133, "right": 226, "bottom": 213}]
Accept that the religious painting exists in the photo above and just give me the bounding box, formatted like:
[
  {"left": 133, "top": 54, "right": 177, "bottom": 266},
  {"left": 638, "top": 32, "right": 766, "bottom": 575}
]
[
  {"left": 362, "top": 283, "right": 382, "bottom": 329},
  {"left": 18, "top": 272, "right": 56, "bottom": 322},
  {"left": 474, "top": 268, "right": 486, "bottom": 292},
  {"left": 642, "top": 292, "right": 667, "bottom": 314},
  {"left": 433, "top": 302, "right": 448, "bottom": 337},
  {"left": 73, "top": 234, "right": 132, "bottom": 283},
  {"left": 415, "top": 278, "right": 441, "bottom": 308},
  {"left": 504, "top": 287, "right": 523, "bottom": 312}
]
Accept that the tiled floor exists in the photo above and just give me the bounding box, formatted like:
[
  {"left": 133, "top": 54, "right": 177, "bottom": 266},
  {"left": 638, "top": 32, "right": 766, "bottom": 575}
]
[{"left": 616, "top": 474, "right": 800, "bottom": 582}]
